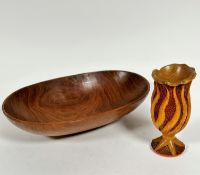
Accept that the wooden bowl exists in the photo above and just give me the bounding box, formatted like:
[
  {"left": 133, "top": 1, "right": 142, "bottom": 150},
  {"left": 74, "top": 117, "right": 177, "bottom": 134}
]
[{"left": 2, "top": 71, "right": 150, "bottom": 136}]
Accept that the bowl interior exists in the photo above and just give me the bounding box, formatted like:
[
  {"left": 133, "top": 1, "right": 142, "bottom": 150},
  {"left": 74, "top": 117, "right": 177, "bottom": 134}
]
[{"left": 3, "top": 71, "right": 149, "bottom": 123}]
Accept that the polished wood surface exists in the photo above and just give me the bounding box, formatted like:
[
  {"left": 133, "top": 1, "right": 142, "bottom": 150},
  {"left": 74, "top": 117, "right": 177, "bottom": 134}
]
[
  {"left": 152, "top": 64, "right": 196, "bottom": 86},
  {"left": 2, "top": 70, "right": 149, "bottom": 136},
  {"left": 151, "top": 64, "right": 196, "bottom": 157}
]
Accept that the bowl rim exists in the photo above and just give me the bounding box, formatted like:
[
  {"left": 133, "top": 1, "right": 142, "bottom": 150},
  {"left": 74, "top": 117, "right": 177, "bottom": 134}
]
[{"left": 2, "top": 70, "right": 150, "bottom": 125}]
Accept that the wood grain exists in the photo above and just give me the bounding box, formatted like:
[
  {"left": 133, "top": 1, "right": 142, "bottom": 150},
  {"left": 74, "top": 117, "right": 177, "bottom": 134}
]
[
  {"left": 2, "top": 70, "right": 149, "bottom": 136},
  {"left": 151, "top": 82, "right": 191, "bottom": 156},
  {"left": 151, "top": 63, "right": 196, "bottom": 157}
]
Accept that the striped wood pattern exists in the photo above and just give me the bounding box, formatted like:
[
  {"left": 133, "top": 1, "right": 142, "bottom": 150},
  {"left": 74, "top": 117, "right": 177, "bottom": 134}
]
[{"left": 151, "top": 81, "right": 191, "bottom": 156}]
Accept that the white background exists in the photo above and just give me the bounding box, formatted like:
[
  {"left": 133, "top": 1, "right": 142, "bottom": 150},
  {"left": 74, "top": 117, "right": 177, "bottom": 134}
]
[{"left": 0, "top": 0, "right": 200, "bottom": 175}]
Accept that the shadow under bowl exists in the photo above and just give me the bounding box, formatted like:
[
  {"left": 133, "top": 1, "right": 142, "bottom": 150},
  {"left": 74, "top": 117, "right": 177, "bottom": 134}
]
[{"left": 2, "top": 70, "right": 150, "bottom": 136}]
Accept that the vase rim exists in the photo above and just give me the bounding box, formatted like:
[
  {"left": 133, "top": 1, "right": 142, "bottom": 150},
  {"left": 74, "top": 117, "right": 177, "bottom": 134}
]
[{"left": 152, "top": 63, "right": 196, "bottom": 86}]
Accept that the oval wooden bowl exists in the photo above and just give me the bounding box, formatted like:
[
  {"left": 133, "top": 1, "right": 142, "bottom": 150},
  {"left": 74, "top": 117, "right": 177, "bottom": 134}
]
[{"left": 2, "top": 71, "right": 149, "bottom": 136}]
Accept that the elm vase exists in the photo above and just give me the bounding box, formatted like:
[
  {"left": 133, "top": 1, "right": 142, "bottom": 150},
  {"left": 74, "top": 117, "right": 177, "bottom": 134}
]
[{"left": 151, "top": 64, "right": 196, "bottom": 157}]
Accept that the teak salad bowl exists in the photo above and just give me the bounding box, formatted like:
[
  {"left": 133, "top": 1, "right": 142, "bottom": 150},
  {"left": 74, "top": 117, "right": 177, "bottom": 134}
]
[{"left": 2, "top": 70, "right": 150, "bottom": 136}]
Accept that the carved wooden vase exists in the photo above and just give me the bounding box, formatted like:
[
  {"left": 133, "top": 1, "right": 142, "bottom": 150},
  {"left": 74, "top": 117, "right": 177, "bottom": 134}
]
[{"left": 151, "top": 64, "right": 196, "bottom": 157}]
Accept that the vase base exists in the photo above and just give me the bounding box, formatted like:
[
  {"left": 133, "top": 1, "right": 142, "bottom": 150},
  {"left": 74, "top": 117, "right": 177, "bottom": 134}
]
[{"left": 151, "top": 136, "right": 185, "bottom": 157}]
